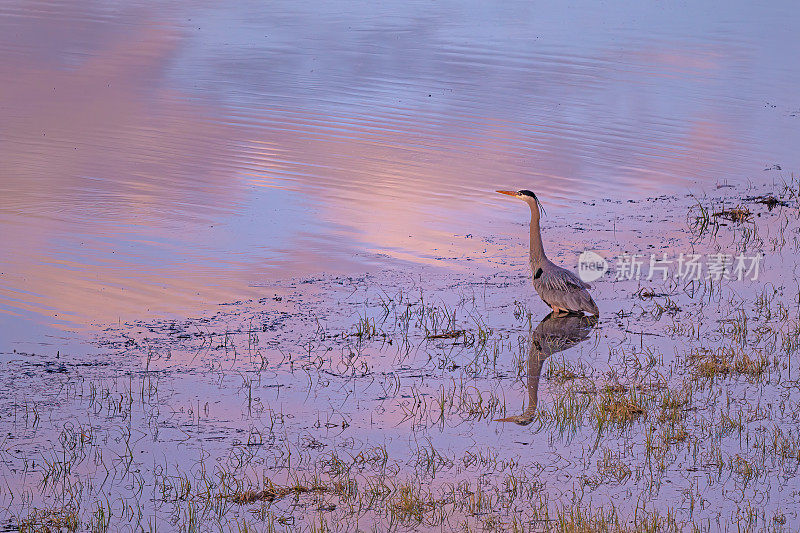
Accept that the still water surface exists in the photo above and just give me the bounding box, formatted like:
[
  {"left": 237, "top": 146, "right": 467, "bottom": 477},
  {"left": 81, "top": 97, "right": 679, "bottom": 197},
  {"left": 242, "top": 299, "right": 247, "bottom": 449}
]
[{"left": 1, "top": 0, "right": 798, "bottom": 346}]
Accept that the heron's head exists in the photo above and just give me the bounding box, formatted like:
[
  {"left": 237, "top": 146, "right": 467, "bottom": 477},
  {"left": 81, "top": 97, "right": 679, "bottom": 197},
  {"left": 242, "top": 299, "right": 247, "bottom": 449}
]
[{"left": 496, "top": 189, "right": 546, "bottom": 216}]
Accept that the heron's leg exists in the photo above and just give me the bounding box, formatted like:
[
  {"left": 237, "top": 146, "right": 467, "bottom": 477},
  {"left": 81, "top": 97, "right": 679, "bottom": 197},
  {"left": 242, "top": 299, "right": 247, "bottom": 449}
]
[{"left": 551, "top": 306, "right": 568, "bottom": 317}]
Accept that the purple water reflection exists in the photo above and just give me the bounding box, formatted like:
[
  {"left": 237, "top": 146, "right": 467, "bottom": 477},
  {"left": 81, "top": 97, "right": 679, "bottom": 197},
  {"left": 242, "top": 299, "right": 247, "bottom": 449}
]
[{"left": 1, "top": 0, "right": 798, "bottom": 345}]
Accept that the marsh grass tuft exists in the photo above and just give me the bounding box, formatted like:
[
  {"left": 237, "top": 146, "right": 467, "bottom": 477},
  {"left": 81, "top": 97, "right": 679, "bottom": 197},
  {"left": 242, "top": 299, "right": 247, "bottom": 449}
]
[
  {"left": 18, "top": 506, "right": 79, "bottom": 533},
  {"left": 713, "top": 205, "right": 753, "bottom": 224},
  {"left": 390, "top": 484, "right": 434, "bottom": 524},
  {"left": 594, "top": 387, "right": 647, "bottom": 427},
  {"left": 688, "top": 346, "right": 769, "bottom": 380}
]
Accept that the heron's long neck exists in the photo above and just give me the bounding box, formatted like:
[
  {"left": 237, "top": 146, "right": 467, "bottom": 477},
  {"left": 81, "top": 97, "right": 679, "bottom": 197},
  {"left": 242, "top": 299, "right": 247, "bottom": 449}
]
[{"left": 529, "top": 207, "right": 546, "bottom": 265}]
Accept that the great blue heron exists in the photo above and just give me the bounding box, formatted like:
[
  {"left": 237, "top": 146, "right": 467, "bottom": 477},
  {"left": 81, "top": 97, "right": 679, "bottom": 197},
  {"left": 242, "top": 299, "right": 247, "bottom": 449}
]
[
  {"left": 497, "top": 190, "right": 599, "bottom": 316},
  {"left": 496, "top": 312, "right": 597, "bottom": 425}
]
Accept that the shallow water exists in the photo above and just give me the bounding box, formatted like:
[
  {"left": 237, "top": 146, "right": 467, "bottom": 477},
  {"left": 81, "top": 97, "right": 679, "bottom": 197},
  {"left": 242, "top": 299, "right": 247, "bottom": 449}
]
[
  {"left": 2, "top": 1, "right": 799, "bottom": 347},
  {"left": 4, "top": 177, "right": 800, "bottom": 530}
]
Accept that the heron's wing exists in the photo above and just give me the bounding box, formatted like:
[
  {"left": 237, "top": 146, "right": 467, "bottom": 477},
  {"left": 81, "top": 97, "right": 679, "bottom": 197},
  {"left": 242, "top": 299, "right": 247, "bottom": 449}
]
[{"left": 537, "top": 263, "right": 590, "bottom": 292}]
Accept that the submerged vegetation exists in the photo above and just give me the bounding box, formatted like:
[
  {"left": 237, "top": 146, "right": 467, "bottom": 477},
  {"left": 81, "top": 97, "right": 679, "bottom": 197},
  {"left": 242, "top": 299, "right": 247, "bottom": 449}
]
[{"left": 4, "top": 175, "right": 800, "bottom": 530}]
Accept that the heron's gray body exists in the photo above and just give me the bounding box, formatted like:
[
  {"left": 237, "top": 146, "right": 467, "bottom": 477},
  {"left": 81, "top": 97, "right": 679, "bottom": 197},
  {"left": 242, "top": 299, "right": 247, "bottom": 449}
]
[{"left": 531, "top": 258, "right": 599, "bottom": 316}]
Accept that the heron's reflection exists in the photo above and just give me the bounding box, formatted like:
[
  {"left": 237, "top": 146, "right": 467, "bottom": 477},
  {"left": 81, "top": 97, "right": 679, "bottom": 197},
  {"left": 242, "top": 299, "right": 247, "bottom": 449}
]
[{"left": 496, "top": 312, "right": 597, "bottom": 425}]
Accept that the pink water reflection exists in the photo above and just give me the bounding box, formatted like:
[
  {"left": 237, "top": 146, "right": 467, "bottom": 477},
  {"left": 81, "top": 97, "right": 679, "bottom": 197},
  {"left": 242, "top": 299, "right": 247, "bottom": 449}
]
[{"left": 1, "top": 0, "right": 798, "bottom": 342}]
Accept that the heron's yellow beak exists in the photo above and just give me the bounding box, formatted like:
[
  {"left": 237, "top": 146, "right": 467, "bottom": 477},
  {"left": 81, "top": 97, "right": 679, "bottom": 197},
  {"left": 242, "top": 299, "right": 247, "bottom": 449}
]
[{"left": 496, "top": 190, "right": 517, "bottom": 197}]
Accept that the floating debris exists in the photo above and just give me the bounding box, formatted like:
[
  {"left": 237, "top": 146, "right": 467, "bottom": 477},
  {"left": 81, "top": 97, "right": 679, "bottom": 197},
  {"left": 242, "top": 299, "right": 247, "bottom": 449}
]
[
  {"left": 712, "top": 205, "right": 752, "bottom": 223},
  {"left": 425, "top": 329, "right": 464, "bottom": 340},
  {"left": 744, "top": 194, "right": 789, "bottom": 210}
]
